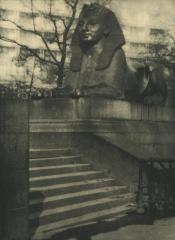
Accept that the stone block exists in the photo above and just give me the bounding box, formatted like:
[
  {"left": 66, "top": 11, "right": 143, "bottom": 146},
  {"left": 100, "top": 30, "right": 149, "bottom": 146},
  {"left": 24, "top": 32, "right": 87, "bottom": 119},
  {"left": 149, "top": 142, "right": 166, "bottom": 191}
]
[
  {"left": 30, "top": 98, "right": 76, "bottom": 119},
  {"left": 141, "top": 104, "right": 149, "bottom": 120},
  {"left": 3, "top": 133, "right": 29, "bottom": 170},
  {"left": 4, "top": 100, "right": 29, "bottom": 133},
  {"left": 0, "top": 100, "right": 6, "bottom": 133},
  {"left": 7, "top": 170, "right": 28, "bottom": 210},
  {"left": 148, "top": 105, "right": 157, "bottom": 121},
  {"left": 5, "top": 208, "right": 28, "bottom": 240},
  {"left": 0, "top": 134, "right": 5, "bottom": 165},
  {"left": 91, "top": 99, "right": 132, "bottom": 119},
  {"left": 72, "top": 98, "right": 91, "bottom": 119},
  {"left": 30, "top": 98, "right": 91, "bottom": 120},
  {"left": 131, "top": 102, "right": 142, "bottom": 120}
]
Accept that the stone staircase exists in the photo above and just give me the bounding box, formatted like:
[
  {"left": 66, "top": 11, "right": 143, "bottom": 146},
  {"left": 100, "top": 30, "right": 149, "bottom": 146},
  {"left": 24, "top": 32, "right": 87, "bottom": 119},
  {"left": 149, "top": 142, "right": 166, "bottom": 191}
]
[{"left": 29, "top": 148, "right": 136, "bottom": 240}]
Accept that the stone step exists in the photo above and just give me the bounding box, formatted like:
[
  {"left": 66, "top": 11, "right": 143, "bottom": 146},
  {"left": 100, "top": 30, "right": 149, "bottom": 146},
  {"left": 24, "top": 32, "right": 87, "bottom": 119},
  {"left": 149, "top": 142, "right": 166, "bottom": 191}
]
[
  {"left": 30, "top": 148, "right": 74, "bottom": 159},
  {"left": 31, "top": 204, "right": 134, "bottom": 240},
  {"left": 30, "top": 194, "right": 135, "bottom": 227},
  {"left": 29, "top": 186, "right": 129, "bottom": 212},
  {"left": 29, "top": 178, "right": 117, "bottom": 197},
  {"left": 30, "top": 155, "right": 81, "bottom": 167},
  {"left": 29, "top": 163, "right": 91, "bottom": 177},
  {"left": 30, "top": 171, "right": 104, "bottom": 188}
]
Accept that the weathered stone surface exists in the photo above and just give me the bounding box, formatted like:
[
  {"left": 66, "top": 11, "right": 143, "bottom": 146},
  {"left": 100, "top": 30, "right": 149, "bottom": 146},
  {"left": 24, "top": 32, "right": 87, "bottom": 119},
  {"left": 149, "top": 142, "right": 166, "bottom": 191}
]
[
  {"left": 3, "top": 133, "right": 29, "bottom": 170},
  {"left": 90, "top": 99, "right": 129, "bottom": 119},
  {"left": 0, "top": 100, "right": 29, "bottom": 240},
  {"left": 30, "top": 98, "right": 91, "bottom": 120},
  {"left": 4, "top": 100, "right": 29, "bottom": 133},
  {"left": 0, "top": 101, "right": 5, "bottom": 132},
  {"left": 5, "top": 208, "right": 28, "bottom": 240},
  {"left": 30, "top": 98, "right": 175, "bottom": 122},
  {"left": 7, "top": 170, "right": 28, "bottom": 209}
]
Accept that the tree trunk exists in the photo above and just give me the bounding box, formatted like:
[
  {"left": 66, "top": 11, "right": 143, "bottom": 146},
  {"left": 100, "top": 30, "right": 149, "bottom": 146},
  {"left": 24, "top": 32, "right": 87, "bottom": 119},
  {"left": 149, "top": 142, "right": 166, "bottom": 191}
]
[{"left": 57, "top": 71, "right": 63, "bottom": 88}]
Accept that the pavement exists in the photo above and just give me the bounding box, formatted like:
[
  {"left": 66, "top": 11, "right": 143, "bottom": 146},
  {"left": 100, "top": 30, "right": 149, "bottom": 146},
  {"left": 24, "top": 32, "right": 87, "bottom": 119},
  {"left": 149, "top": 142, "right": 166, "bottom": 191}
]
[
  {"left": 91, "top": 217, "right": 175, "bottom": 240},
  {"left": 50, "top": 213, "right": 175, "bottom": 240}
]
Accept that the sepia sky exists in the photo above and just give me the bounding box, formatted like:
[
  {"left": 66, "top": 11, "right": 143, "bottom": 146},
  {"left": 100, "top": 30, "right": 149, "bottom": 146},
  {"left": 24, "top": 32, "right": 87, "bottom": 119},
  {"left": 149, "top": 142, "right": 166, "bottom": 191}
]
[
  {"left": 0, "top": 0, "right": 175, "bottom": 30},
  {"left": 111, "top": 0, "right": 175, "bottom": 31}
]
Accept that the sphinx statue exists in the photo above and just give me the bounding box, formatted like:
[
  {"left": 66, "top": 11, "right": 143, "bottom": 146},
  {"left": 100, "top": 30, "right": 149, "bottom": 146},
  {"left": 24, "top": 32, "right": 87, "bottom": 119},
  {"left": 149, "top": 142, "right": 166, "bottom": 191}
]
[{"left": 65, "top": 3, "right": 167, "bottom": 104}]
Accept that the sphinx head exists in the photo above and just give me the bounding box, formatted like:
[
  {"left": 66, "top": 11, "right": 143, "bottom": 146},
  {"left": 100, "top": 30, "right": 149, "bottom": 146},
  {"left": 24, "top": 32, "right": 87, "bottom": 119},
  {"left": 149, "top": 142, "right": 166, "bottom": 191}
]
[
  {"left": 78, "top": 4, "right": 106, "bottom": 45},
  {"left": 70, "top": 3, "right": 125, "bottom": 71}
]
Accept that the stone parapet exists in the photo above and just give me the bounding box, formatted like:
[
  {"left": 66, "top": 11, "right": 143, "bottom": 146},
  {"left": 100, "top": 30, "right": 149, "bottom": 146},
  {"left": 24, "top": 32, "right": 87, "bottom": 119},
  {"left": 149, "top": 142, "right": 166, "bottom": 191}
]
[{"left": 30, "top": 98, "right": 175, "bottom": 122}]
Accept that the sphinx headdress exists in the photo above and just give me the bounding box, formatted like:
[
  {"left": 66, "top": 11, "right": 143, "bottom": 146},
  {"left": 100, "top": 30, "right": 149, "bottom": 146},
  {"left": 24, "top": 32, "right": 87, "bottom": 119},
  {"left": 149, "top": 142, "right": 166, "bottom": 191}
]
[{"left": 70, "top": 3, "right": 125, "bottom": 71}]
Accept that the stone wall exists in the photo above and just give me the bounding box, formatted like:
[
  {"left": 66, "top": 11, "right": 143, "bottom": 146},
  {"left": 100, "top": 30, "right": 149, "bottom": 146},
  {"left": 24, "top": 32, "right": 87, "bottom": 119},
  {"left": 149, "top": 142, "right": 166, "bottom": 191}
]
[
  {"left": 29, "top": 98, "right": 175, "bottom": 194},
  {"left": 0, "top": 100, "right": 29, "bottom": 240},
  {"left": 30, "top": 98, "right": 175, "bottom": 122}
]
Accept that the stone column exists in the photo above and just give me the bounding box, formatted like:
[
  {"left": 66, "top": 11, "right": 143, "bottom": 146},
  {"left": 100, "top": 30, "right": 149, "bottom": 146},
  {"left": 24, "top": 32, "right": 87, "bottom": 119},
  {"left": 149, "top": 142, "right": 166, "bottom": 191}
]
[{"left": 0, "top": 100, "right": 29, "bottom": 240}]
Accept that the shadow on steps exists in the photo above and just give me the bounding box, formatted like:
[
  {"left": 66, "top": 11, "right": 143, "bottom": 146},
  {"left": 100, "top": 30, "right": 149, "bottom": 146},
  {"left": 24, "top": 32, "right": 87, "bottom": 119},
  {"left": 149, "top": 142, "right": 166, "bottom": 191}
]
[
  {"left": 50, "top": 211, "right": 154, "bottom": 240},
  {"left": 30, "top": 191, "right": 45, "bottom": 239}
]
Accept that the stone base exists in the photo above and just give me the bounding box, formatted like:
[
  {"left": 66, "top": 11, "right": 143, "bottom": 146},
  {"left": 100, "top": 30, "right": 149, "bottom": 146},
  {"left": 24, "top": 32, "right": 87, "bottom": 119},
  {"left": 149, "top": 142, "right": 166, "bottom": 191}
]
[{"left": 52, "top": 87, "right": 73, "bottom": 98}]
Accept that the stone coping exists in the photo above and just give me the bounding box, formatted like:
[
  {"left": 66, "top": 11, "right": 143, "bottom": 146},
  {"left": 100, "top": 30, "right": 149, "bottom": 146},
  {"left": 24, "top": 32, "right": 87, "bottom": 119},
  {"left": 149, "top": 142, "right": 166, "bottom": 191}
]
[
  {"left": 30, "top": 118, "right": 175, "bottom": 134},
  {"left": 30, "top": 98, "right": 175, "bottom": 122}
]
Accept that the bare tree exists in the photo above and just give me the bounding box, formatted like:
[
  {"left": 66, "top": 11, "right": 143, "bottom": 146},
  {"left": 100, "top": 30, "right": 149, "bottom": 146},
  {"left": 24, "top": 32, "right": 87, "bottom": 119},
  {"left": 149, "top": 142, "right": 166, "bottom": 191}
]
[
  {"left": 0, "top": 0, "right": 79, "bottom": 88},
  {"left": 149, "top": 30, "right": 175, "bottom": 69}
]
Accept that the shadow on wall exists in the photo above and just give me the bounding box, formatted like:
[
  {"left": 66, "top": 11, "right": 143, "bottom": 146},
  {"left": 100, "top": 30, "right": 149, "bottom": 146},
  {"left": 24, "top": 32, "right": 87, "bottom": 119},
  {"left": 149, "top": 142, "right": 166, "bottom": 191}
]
[
  {"left": 0, "top": 144, "right": 5, "bottom": 239},
  {"left": 0, "top": 190, "right": 3, "bottom": 239}
]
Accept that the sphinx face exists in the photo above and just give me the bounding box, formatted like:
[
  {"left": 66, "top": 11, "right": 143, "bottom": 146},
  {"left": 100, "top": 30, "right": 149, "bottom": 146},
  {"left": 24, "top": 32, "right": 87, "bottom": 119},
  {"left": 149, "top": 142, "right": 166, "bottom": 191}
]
[{"left": 78, "top": 17, "right": 104, "bottom": 44}]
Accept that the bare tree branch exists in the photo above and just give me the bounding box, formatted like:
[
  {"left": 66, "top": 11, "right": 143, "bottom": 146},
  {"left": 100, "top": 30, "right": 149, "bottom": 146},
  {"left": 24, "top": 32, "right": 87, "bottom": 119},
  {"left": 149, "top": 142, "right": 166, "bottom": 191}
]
[
  {"left": 29, "top": 57, "right": 37, "bottom": 96},
  {"left": 0, "top": 0, "right": 79, "bottom": 88},
  {"left": 0, "top": 18, "right": 38, "bottom": 35},
  {"left": 38, "top": 32, "right": 59, "bottom": 63},
  {"left": 60, "top": 18, "right": 67, "bottom": 28},
  {"left": 31, "top": 0, "right": 37, "bottom": 32},
  {"left": 52, "top": 19, "right": 64, "bottom": 52},
  {"left": 63, "top": 0, "right": 78, "bottom": 40},
  {"left": 65, "top": 0, "right": 75, "bottom": 9},
  {"left": 25, "top": 0, "right": 59, "bottom": 63},
  {"left": 48, "top": 0, "right": 63, "bottom": 53},
  {"left": 167, "top": 32, "right": 175, "bottom": 45},
  {"left": 0, "top": 16, "right": 59, "bottom": 64},
  {"left": 61, "top": 0, "right": 78, "bottom": 61},
  {"left": 0, "top": 34, "right": 58, "bottom": 66}
]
